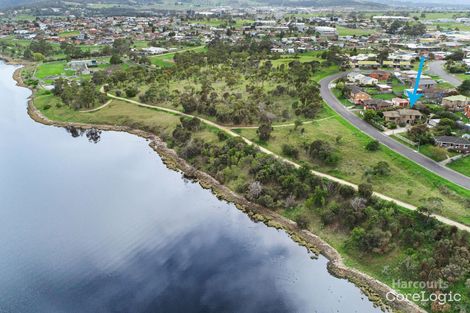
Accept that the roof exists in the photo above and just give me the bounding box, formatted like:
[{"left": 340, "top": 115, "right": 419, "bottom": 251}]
[
  {"left": 392, "top": 97, "right": 409, "bottom": 103},
  {"left": 358, "top": 61, "right": 380, "bottom": 65},
  {"left": 398, "top": 109, "right": 422, "bottom": 116},
  {"left": 443, "top": 95, "right": 469, "bottom": 101},
  {"left": 383, "top": 111, "right": 400, "bottom": 118},
  {"left": 435, "top": 136, "right": 470, "bottom": 145}
]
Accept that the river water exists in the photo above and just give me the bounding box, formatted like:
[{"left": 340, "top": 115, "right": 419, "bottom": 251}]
[{"left": 0, "top": 62, "right": 381, "bottom": 313}]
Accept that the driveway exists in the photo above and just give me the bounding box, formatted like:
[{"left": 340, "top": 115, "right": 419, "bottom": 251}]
[
  {"left": 319, "top": 73, "right": 470, "bottom": 190},
  {"left": 428, "top": 60, "right": 462, "bottom": 87}
]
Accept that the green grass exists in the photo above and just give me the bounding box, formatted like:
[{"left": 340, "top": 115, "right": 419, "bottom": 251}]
[
  {"left": 271, "top": 51, "right": 325, "bottom": 68},
  {"left": 312, "top": 65, "right": 340, "bottom": 82},
  {"left": 149, "top": 46, "right": 206, "bottom": 67},
  {"left": 237, "top": 112, "right": 470, "bottom": 225},
  {"left": 12, "top": 14, "right": 35, "bottom": 21},
  {"left": 448, "top": 156, "right": 470, "bottom": 177},
  {"left": 35, "top": 61, "right": 73, "bottom": 79},
  {"left": 336, "top": 26, "right": 376, "bottom": 36},
  {"left": 58, "top": 30, "right": 80, "bottom": 38},
  {"left": 187, "top": 18, "right": 254, "bottom": 28},
  {"left": 332, "top": 88, "right": 353, "bottom": 107},
  {"left": 133, "top": 40, "right": 149, "bottom": 49},
  {"left": 33, "top": 91, "right": 218, "bottom": 148}
]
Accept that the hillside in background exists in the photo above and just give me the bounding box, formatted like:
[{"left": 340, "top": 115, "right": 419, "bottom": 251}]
[{"left": 0, "top": 0, "right": 387, "bottom": 10}]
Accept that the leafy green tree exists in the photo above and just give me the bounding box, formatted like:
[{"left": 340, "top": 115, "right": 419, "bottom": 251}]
[
  {"left": 257, "top": 122, "right": 273, "bottom": 141},
  {"left": 457, "top": 79, "right": 470, "bottom": 96},
  {"left": 110, "top": 54, "right": 123, "bottom": 65}
]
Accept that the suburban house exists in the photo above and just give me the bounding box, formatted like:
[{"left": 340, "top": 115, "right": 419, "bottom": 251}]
[
  {"left": 465, "top": 104, "right": 470, "bottom": 118},
  {"left": 363, "top": 99, "right": 393, "bottom": 110},
  {"left": 392, "top": 97, "right": 410, "bottom": 108},
  {"left": 435, "top": 136, "right": 470, "bottom": 153},
  {"left": 383, "top": 109, "right": 422, "bottom": 125},
  {"left": 68, "top": 59, "right": 98, "bottom": 75},
  {"left": 141, "top": 47, "right": 168, "bottom": 55},
  {"left": 359, "top": 75, "right": 378, "bottom": 86},
  {"left": 369, "top": 70, "right": 390, "bottom": 81},
  {"left": 349, "top": 86, "right": 371, "bottom": 105},
  {"left": 411, "top": 77, "right": 437, "bottom": 91},
  {"left": 441, "top": 95, "right": 470, "bottom": 111},
  {"left": 346, "top": 72, "right": 377, "bottom": 85},
  {"left": 377, "top": 84, "right": 392, "bottom": 93},
  {"left": 315, "top": 26, "right": 338, "bottom": 40}
]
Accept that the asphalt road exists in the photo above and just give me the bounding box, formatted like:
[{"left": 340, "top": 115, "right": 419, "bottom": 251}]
[
  {"left": 428, "top": 60, "right": 462, "bottom": 87},
  {"left": 319, "top": 73, "right": 470, "bottom": 190}
]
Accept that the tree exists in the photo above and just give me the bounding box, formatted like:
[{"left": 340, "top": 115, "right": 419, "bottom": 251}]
[
  {"left": 446, "top": 50, "right": 464, "bottom": 61},
  {"left": 457, "top": 79, "right": 470, "bottom": 96},
  {"left": 365, "top": 140, "right": 380, "bottom": 151},
  {"left": 257, "top": 122, "right": 273, "bottom": 141},
  {"left": 426, "top": 146, "right": 448, "bottom": 162},
  {"left": 110, "top": 54, "right": 123, "bottom": 65},
  {"left": 308, "top": 140, "right": 338, "bottom": 164},
  {"left": 32, "top": 52, "right": 45, "bottom": 62}
]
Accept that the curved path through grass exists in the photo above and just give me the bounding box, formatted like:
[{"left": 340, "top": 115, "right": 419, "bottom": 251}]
[{"left": 106, "top": 92, "right": 470, "bottom": 233}]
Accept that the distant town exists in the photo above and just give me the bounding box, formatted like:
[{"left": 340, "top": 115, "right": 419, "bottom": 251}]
[{"left": 1, "top": 3, "right": 470, "bottom": 313}]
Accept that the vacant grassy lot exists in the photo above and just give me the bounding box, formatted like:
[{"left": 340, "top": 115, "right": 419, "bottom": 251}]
[
  {"left": 149, "top": 46, "right": 206, "bottom": 67},
  {"left": 58, "top": 30, "right": 80, "bottom": 38},
  {"left": 35, "top": 61, "right": 74, "bottom": 79},
  {"left": 336, "top": 26, "right": 376, "bottom": 36},
  {"left": 448, "top": 156, "right": 470, "bottom": 177},
  {"left": 237, "top": 115, "right": 470, "bottom": 225}
]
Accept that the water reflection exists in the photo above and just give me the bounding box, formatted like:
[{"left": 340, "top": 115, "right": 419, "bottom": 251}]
[
  {"left": 0, "top": 62, "right": 381, "bottom": 313},
  {"left": 65, "top": 126, "right": 102, "bottom": 143}
]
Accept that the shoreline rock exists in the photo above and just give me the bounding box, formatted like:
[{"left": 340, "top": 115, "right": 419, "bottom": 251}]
[{"left": 13, "top": 65, "right": 425, "bottom": 313}]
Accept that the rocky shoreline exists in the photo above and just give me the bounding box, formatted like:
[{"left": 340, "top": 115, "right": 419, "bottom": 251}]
[{"left": 11, "top": 63, "right": 426, "bottom": 313}]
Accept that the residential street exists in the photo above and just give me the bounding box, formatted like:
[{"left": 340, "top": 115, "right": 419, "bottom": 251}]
[
  {"left": 319, "top": 73, "right": 470, "bottom": 190},
  {"left": 428, "top": 60, "right": 462, "bottom": 87}
]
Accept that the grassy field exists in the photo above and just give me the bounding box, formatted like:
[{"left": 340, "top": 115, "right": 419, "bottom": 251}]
[
  {"left": 237, "top": 114, "right": 470, "bottom": 225},
  {"left": 187, "top": 18, "right": 254, "bottom": 28},
  {"left": 149, "top": 46, "right": 206, "bottom": 67},
  {"left": 448, "top": 156, "right": 470, "bottom": 177},
  {"left": 58, "top": 30, "right": 80, "bottom": 38},
  {"left": 271, "top": 51, "right": 324, "bottom": 68},
  {"left": 33, "top": 91, "right": 219, "bottom": 144},
  {"left": 35, "top": 61, "right": 74, "bottom": 79},
  {"left": 336, "top": 26, "right": 376, "bottom": 36}
]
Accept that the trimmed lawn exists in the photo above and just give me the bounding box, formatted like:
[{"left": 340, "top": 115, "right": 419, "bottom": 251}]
[
  {"left": 448, "top": 156, "right": 470, "bottom": 177},
  {"left": 35, "top": 61, "right": 73, "bottom": 79}
]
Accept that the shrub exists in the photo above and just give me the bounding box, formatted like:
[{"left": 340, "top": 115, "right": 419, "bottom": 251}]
[
  {"left": 365, "top": 140, "right": 380, "bottom": 151},
  {"left": 358, "top": 183, "right": 373, "bottom": 199},
  {"left": 43, "top": 104, "right": 51, "bottom": 110},
  {"left": 295, "top": 215, "right": 309, "bottom": 229},
  {"left": 125, "top": 87, "right": 139, "bottom": 98},
  {"left": 281, "top": 144, "right": 299, "bottom": 159}
]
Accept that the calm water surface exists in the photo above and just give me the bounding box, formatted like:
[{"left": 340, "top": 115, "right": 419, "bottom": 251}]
[{"left": 0, "top": 62, "right": 381, "bottom": 313}]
